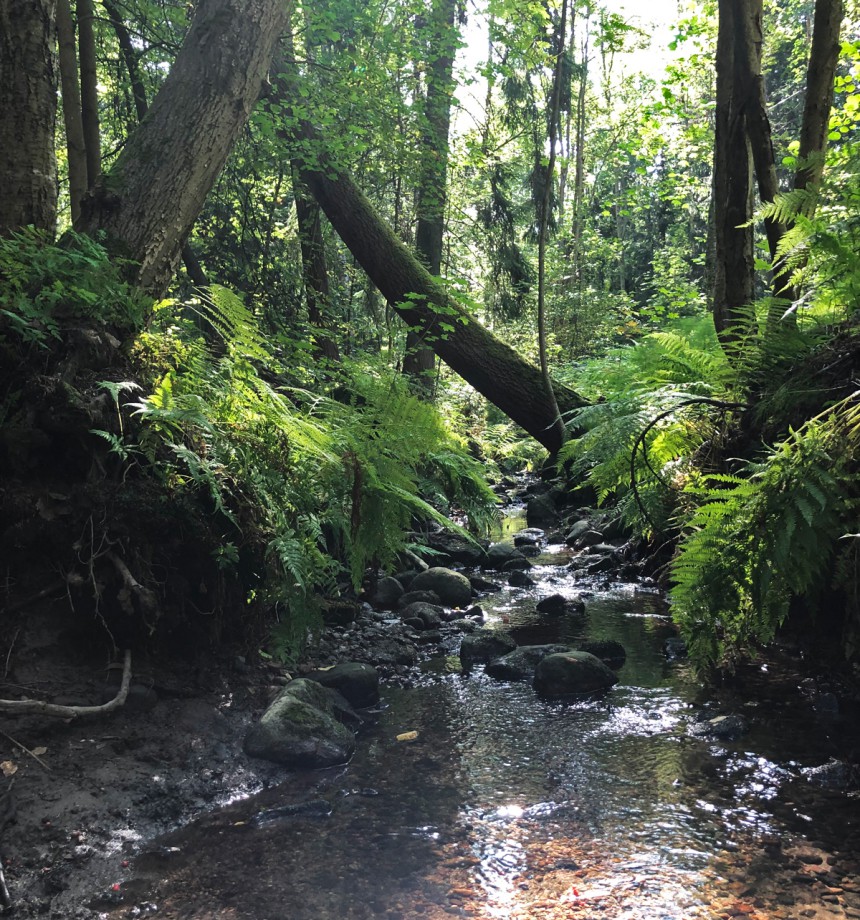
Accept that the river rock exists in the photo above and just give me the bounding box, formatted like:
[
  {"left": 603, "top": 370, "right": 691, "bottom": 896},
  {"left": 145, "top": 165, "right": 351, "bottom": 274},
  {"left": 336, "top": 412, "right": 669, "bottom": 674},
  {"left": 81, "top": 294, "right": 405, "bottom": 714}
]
[
  {"left": 244, "top": 679, "right": 357, "bottom": 767},
  {"left": 305, "top": 662, "right": 380, "bottom": 708},
  {"left": 533, "top": 651, "right": 619, "bottom": 697},
  {"left": 514, "top": 530, "right": 543, "bottom": 547},
  {"left": 564, "top": 520, "right": 592, "bottom": 545},
  {"left": 320, "top": 598, "right": 361, "bottom": 626},
  {"left": 370, "top": 576, "right": 405, "bottom": 609},
  {"left": 409, "top": 567, "right": 472, "bottom": 607},
  {"left": 575, "top": 530, "right": 605, "bottom": 549},
  {"left": 801, "top": 759, "right": 857, "bottom": 789},
  {"left": 448, "top": 618, "right": 480, "bottom": 632},
  {"left": 459, "top": 628, "right": 517, "bottom": 666},
  {"left": 508, "top": 571, "right": 535, "bottom": 588},
  {"left": 486, "top": 644, "right": 571, "bottom": 681},
  {"left": 469, "top": 575, "right": 502, "bottom": 594},
  {"left": 400, "top": 602, "right": 443, "bottom": 629},
  {"left": 536, "top": 593, "right": 585, "bottom": 616},
  {"left": 398, "top": 589, "right": 442, "bottom": 608},
  {"left": 688, "top": 713, "right": 748, "bottom": 741},
  {"left": 484, "top": 542, "right": 527, "bottom": 569},
  {"left": 518, "top": 543, "right": 542, "bottom": 558},
  {"left": 421, "top": 533, "right": 487, "bottom": 566},
  {"left": 578, "top": 639, "right": 626, "bottom": 667},
  {"left": 527, "top": 492, "right": 560, "bottom": 527}
]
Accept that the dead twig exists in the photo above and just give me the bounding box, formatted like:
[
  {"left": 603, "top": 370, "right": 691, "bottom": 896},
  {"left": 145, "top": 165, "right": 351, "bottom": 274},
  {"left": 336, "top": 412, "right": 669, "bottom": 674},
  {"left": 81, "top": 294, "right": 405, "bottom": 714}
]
[
  {"left": 0, "top": 730, "right": 51, "bottom": 772},
  {"left": 0, "top": 650, "right": 132, "bottom": 719},
  {"left": 0, "top": 777, "right": 16, "bottom": 910}
]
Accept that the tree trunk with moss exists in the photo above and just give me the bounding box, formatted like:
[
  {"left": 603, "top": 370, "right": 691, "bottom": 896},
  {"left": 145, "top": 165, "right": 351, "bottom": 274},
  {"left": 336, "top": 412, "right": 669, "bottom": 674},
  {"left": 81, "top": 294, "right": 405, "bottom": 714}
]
[
  {"left": 0, "top": 0, "right": 58, "bottom": 235},
  {"left": 77, "top": 0, "right": 288, "bottom": 297},
  {"left": 294, "top": 123, "right": 587, "bottom": 454}
]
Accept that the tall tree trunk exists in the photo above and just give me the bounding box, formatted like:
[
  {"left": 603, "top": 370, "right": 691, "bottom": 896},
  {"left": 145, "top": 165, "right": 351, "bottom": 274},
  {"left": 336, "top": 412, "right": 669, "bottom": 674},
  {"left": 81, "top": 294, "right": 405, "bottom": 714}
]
[
  {"left": 77, "top": 0, "right": 288, "bottom": 297},
  {"left": 56, "top": 0, "right": 87, "bottom": 222},
  {"left": 403, "top": 0, "right": 459, "bottom": 393},
  {"left": 535, "top": 0, "right": 569, "bottom": 449},
  {"left": 712, "top": 0, "right": 755, "bottom": 340},
  {"left": 294, "top": 121, "right": 587, "bottom": 454},
  {"left": 76, "top": 0, "right": 100, "bottom": 185},
  {"left": 0, "top": 0, "right": 58, "bottom": 235}
]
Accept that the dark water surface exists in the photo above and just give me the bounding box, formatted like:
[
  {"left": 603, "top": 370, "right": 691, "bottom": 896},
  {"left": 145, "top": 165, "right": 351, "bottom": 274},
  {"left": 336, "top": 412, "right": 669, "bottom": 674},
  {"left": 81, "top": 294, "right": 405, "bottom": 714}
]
[{"left": 103, "top": 521, "right": 860, "bottom": 920}]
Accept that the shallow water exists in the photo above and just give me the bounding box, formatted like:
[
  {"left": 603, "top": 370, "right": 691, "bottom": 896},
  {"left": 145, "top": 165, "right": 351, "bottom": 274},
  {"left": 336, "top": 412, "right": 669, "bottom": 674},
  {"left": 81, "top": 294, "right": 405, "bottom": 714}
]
[{"left": 101, "top": 521, "right": 860, "bottom": 920}]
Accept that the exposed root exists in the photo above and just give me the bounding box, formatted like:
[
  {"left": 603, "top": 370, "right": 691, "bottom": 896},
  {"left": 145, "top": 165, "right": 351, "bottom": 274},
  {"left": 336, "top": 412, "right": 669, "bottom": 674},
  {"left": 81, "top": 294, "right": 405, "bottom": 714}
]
[{"left": 0, "top": 649, "right": 131, "bottom": 719}]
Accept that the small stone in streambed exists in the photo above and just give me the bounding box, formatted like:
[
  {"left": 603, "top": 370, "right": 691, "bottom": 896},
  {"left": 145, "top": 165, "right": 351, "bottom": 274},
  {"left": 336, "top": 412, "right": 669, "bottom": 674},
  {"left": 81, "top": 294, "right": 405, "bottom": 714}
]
[
  {"left": 370, "top": 576, "right": 404, "bottom": 609},
  {"left": 575, "top": 530, "right": 605, "bottom": 549},
  {"left": 485, "top": 644, "right": 571, "bottom": 681},
  {"left": 564, "top": 520, "right": 592, "bottom": 544},
  {"left": 688, "top": 713, "right": 748, "bottom": 741},
  {"left": 448, "top": 618, "right": 480, "bottom": 632},
  {"left": 399, "top": 602, "right": 444, "bottom": 629},
  {"left": 536, "top": 593, "right": 585, "bottom": 616},
  {"left": 513, "top": 531, "right": 543, "bottom": 547},
  {"left": 409, "top": 567, "right": 472, "bottom": 607},
  {"left": 484, "top": 541, "right": 527, "bottom": 569},
  {"left": 398, "top": 589, "right": 442, "bottom": 608},
  {"left": 469, "top": 575, "right": 502, "bottom": 594},
  {"left": 508, "top": 571, "right": 535, "bottom": 588},
  {"left": 305, "top": 662, "right": 380, "bottom": 708},
  {"left": 503, "top": 556, "right": 532, "bottom": 571}
]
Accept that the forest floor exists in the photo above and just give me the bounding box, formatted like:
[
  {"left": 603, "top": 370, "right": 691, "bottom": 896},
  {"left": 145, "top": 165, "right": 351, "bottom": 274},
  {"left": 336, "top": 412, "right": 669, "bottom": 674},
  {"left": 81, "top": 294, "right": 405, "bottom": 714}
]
[{"left": 0, "top": 599, "right": 403, "bottom": 919}]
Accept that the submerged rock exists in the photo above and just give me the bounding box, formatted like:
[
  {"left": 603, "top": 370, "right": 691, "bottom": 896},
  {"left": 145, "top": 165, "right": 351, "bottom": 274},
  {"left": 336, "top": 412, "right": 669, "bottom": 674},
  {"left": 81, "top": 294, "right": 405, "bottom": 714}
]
[
  {"left": 305, "top": 662, "right": 380, "bottom": 708},
  {"left": 409, "top": 567, "right": 472, "bottom": 607},
  {"left": 801, "top": 759, "right": 857, "bottom": 789},
  {"left": 533, "top": 651, "right": 619, "bottom": 697},
  {"left": 486, "top": 644, "right": 571, "bottom": 681},
  {"left": 460, "top": 628, "right": 517, "bottom": 666},
  {"left": 688, "top": 713, "right": 748, "bottom": 741},
  {"left": 400, "top": 602, "right": 443, "bottom": 630},
  {"left": 244, "top": 679, "right": 357, "bottom": 768}
]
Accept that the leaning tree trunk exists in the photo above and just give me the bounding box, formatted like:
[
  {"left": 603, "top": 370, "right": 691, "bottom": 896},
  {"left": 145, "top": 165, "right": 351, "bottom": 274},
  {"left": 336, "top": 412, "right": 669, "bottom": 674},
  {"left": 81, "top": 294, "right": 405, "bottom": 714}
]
[
  {"left": 292, "top": 122, "right": 587, "bottom": 454},
  {"left": 0, "top": 0, "right": 58, "bottom": 235},
  {"left": 403, "top": 0, "right": 459, "bottom": 393},
  {"left": 77, "top": 0, "right": 288, "bottom": 297}
]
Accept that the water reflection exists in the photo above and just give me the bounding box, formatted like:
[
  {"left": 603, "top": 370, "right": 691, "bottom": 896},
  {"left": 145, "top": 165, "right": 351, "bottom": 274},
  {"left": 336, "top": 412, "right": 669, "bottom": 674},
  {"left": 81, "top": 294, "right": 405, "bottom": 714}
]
[{"left": 106, "top": 526, "right": 860, "bottom": 919}]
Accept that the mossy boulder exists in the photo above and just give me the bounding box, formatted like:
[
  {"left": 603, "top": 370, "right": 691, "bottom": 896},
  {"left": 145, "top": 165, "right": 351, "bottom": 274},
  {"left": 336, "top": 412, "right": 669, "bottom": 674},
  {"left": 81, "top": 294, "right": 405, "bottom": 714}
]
[
  {"left": 305, "top": 662, "right": 380, "bottom": 708},
  {"left": 244, "top": 678, "right": 357, "bottom": 767},
  {"left": 409, "top": 567, "right": 472, "bottom": 607}
]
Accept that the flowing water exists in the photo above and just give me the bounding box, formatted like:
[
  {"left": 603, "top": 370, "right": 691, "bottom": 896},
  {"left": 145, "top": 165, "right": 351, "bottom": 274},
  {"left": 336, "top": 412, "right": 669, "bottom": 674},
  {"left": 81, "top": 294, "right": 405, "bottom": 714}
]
[{"left": 99, "top": 514, "right": 860, "bottom": 920}]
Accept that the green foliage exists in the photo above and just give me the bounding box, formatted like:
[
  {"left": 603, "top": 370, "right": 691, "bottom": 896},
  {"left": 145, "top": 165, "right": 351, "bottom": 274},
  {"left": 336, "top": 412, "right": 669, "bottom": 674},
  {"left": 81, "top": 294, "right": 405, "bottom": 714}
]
[
  {"left": 558, "top": 321, "right": 733, "bottom": 536},
  {"left": 120, "top": 295, "right": 495, "bottom": 659},
  {"left": 671, "top": 397, "right": 859, "bottom": 668},
  {"left": 0, "top": 229, "right": 148, "bottom": 346}
]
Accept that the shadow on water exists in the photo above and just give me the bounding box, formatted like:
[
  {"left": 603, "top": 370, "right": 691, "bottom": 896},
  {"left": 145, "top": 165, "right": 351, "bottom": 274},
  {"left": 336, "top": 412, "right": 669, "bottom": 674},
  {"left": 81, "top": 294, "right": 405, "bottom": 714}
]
[{"left": 99, "top": 515, "right": 860, "bottom": 919}]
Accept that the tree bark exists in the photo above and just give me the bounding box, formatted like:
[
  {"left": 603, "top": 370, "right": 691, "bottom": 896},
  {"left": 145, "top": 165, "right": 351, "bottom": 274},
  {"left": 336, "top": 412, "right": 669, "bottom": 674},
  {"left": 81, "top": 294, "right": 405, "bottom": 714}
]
[
  {"left": 403, "top": 0, "right": 459, "bottom": 392},
  {"left": 77, "top": 0, "right": 289, "bottom": 297},
  {"left": 712, "top": 0, "right": 756, "bottom": 340},
  {"left": 0, "top": 0, "right": 58, "bottom": 235},
  {"left": 294, "top": 122, "right": 587, "bottom": 454},
  {"left": 76, "top": 0, "right": 100, "bottom": 185},
  {"left": 56, "top": 0, "right": 88, "bottom": 222}
]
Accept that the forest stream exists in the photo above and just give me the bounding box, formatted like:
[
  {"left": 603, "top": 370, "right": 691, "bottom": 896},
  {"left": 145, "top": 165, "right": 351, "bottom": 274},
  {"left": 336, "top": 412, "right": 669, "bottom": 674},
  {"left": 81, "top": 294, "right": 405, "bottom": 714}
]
[{"left": 83, "top": 506, "right": 860, "bottom": 920}]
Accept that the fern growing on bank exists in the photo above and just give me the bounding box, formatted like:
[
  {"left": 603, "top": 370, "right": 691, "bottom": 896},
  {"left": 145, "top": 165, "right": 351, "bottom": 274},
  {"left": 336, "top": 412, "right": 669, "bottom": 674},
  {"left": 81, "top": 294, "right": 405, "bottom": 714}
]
[{"left": 671, "top": 395, "right": 859, "bottom": 668}]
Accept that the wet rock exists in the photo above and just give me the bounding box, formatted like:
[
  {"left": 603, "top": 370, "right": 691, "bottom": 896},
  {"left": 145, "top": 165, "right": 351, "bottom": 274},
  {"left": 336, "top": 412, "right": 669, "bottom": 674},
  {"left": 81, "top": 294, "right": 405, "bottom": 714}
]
[
  {"left": 398, "top": 589, "right": 442, "bottom": 608},
  {"left": 527, "top": 492, "right": 560, "bottom": 527},
  {"left": 586, "top": 556, "right": 615, "bottom": 574},
  {"left": 409, "top": 567, "right": 473, "bottom": 607},
  {"left": 486, "top": 644, "right": 570, "bottom": 681},
  {"left": 244, "top": 678, "right": 357, "bottom": 768},
  {"left": 370, "top": 576, "right": 404, "bottom": 609},
  {"left": 546, "top": 530, "right": 566, "bottom": 543},
  {"left": 503, "top": 556, "right": 532, "bottom": 572},
  {"left": 514, "top": 530, "right": 543, "bottom": 547},
  {"left": 536, "top": 593, "right": 585, "bottom": 616},
  {"left": 460, "top": 628, "right": 517, "bottom": 666},
  {"left": 518, "top": 543, "right": 542, "bottom": 557},
  {"left": 484, "top": 541, "right": 528, "bottom": 570},
  {"left": 590, "top": 543, "right": 619, "bottom": 555},
  {"left": 305, "top": 662, "right": 380, "bottom": 708},
  {"left": 250, "top": 798, "right": 332, "bottom": 827},
  {"left": 448, "top": 618, "right": 480, "bottom": 632},
  {"left": 664, "top": 636, "right": 688, "bottom": 659},
  {"left": 400, "top": 602, "right": 444, "bottom": 629},
  {"left": 801, "top": 760, "right": 857, "bottom": 789},
  {"left": 420, "top": 533, "right": 487, "bottom": 566},
  {"left": 463, "top": 604, "right": 484, "bottom": 620},
  {"left": 564, "top": 520, "right": 592, "bottom": 545},
  {"left": 688, "top": 713, "right": 748, "bottom": 741},
  {"left": 575, "top": 530, "right": 605, "bottom": 549},
  {"left": 534, "top": 651, "right": 619, "bottom": 697},
  {"left": 578, "top": 639, "right": 626, "bottom": 667},
  {"left": 469, "top": 575, "right": 502, "bottom": 595},
  {"left": 392, "top": 569, "right": 420, "bottom": 590},
  {"left": 508, "top": 571, "right": 536, "bottom": 588}
]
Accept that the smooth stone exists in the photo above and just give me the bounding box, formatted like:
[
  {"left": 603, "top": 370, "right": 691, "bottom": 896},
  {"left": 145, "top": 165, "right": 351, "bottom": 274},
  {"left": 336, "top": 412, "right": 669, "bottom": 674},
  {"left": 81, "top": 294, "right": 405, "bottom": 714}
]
[
  {"left": 564, "top": 520, "right": 592, "bottom": 544},
  {"left": 469, "top": 576, "right": 502, "bottom": 594},
  {"left": 305, "top": 662, "right": 380, "bottom": 707},
  {"left": 508, "top": 571, "right": 536, "bottom": 588},
  {"left": 398, "top": 589, "right": 442, "bottom": 608},
  {"left": 410, "top": 567, "right": 473, "bottom": 607},
  {"left": 688, "top": 713, "right": 748, "bottom": 740},
  {"left": 536, "top": 593, "right": 585, "bottom": 616},
  {"left": 486, "top": 644, "right": 571, "bottom": 681},
  {"left": 533, "top": 651, "right": 619, "bottom": 697},
  {"left": 578, "top": 639, "right": 626, "bottom": 667},
  {"left": 526, "top": 492, "right": 560, "bottom": 527},
  {"left": 370, "top": 576, "right": 404, "bottom": 609},
  {"left": 485, "top": 542, "right": 527, "bottom": 569},
  {"left": 399, "top": 602, "right": 443, "bottom": 629},
  {"left": 460, "top": 628, "right": 517, "bottom": 666},
  {"left": 575, "top": 530, "right": 605, "bottom": 549}
]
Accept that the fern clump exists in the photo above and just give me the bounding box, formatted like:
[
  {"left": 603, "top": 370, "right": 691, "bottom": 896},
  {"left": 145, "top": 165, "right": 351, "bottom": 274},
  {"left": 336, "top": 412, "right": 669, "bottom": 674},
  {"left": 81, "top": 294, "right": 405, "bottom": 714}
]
[{"left": 671, "top": 395, "right": 859, "bottom": 668}]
